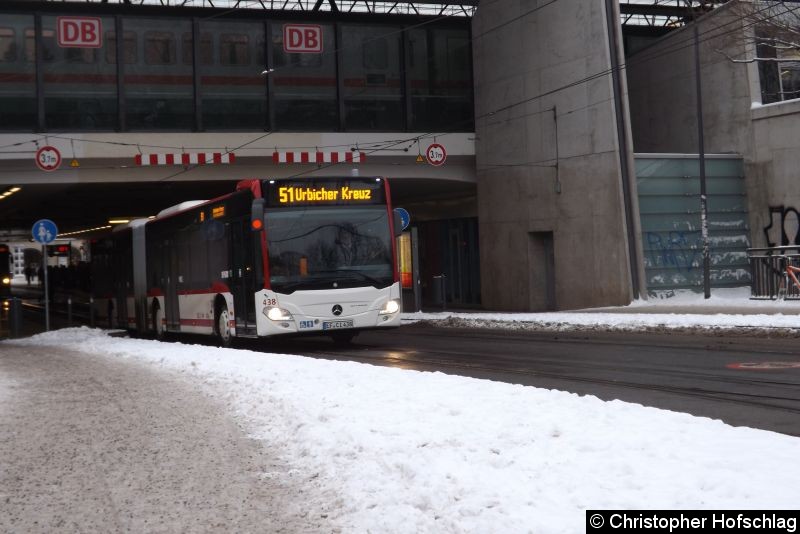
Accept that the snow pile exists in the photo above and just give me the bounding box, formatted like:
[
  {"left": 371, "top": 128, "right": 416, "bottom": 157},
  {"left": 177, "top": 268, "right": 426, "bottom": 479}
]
[{"left": 8, "top": 328, "right": 800, "bottom": 533}]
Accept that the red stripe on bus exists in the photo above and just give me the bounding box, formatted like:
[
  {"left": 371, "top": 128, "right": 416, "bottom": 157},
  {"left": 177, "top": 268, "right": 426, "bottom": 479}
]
[
  {"left": 149, "top": 154, "right": 158, "bottom": 165},
  {"left": 134, "top": 154, "right": 142, "bottom": 165},
  {"left": 213, "top": 153, "right": 221, "bottom": 164},
  {"left": 179, "top": 318, "right": 214, "bottom": 327}
]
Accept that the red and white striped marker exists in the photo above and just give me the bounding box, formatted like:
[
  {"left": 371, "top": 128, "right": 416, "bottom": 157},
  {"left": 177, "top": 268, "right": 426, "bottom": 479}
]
[
  {"left": 134, "top": 153, "right": 235, "bottom": 166},
  {"left": 272, "top": 151, "right": 366, "bottom": 164}
]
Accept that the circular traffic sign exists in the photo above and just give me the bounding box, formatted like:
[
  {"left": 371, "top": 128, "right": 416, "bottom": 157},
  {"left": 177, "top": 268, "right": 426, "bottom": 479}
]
[
  {"left": 36, "top": 145, "right": 62, "bottom": 172},
  {"left": 426, "top": 143, "right": 447, "bottom": 167},
  {"left": 394, "top": 207, "right": 411, "bottom": 230},
  {"left": 32, "top": 219, "right": 58, "bottom": 244}
]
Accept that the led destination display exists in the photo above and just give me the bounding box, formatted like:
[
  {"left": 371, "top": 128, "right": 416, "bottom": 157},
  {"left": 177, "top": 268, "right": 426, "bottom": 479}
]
[{"left": 263, "top": 178, "right": 386, "bottom": 207}]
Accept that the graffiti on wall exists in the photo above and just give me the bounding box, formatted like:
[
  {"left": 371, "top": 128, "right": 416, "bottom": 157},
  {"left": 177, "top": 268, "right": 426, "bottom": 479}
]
[
  {"left": 763, "top": 206, "right": 800, "bottom": 247},
  {"left": 646, "top": 231, "right": 702, "bottom": 272}
]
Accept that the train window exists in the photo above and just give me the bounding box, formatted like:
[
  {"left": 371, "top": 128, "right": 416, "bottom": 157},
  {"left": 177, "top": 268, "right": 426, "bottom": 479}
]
[
  {"left": 0, "top": 15, "right": 35, "bottom": 130},
  {"left": 199, "top": 20, "right": 266, "bottom": 130},
  {"left": 407, "top": 27, "right": 473, "bottom": 132},
  {"left": 181, "top": 32, "right": 212, "bottom": 65},
  {"left": 25, "top": 29, "right": 56, "bottom": 62},
  {"left": 0, "top": 28, "right": 16, "bottom": 62},
  {"left": 256, "top": 37, "right": 265, "bottom": 67},
  {"left": 363, "top": 37, "right": 388, "bottom": 70},
  {"left": 105, "top": 31, "right": 137, "bottom": 64},
  {"left": 145, "top": 31, "right": 176, "bottom": 65},
  {"left": 41, "top": 29, "right": 57, "bottom": 62},
  {"left": 65, "top": 47, "right": 97, "bottom": 64},
  {"left": 220, "top": 33, "right": 249, "bottom": 65},
  {"left": 341, "top": 25, "right": 402, "bottom": 130}
]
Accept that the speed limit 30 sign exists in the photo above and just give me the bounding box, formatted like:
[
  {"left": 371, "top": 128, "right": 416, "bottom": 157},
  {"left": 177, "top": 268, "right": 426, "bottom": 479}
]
[
  {"left": 36, "top": 146, "right": 62, "bottom": 172},
  {"left": 426, "top": 143, "right": 447, "bottom": 166}
]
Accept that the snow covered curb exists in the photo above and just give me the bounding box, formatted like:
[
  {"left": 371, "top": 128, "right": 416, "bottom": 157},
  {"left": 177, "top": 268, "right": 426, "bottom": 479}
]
[{"left": 402, "top": 314, "right": 800, "bottom": 337}]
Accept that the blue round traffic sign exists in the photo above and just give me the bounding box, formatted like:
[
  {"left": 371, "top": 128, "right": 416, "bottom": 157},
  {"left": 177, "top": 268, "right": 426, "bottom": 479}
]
[
  {"left": 394, "top": 207, "right": 411, "bottom": 230},
  {"left": 32, "top": 219, "right": 58, "bottom": 244}
]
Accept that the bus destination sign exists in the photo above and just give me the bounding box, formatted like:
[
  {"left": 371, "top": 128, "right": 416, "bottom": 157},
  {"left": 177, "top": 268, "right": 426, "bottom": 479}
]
[{"left": 264, "top": 179, "right": 385, "bottom": 207}]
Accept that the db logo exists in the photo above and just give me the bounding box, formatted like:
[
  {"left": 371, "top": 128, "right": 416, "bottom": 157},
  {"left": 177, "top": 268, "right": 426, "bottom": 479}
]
[
  {"left": 283, "top": 24, "right": 323, "bottom": 53},
  {"left": 57, "top": 17, "right": 102, "bottom": 48}
]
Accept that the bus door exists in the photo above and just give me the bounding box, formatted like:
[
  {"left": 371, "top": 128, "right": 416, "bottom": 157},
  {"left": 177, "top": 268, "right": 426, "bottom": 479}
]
[
  {"left": 230, "top": 220, "right": 257, "bottom": 335},
  {"left": 163, "top": 238, "right": 180, "bottom": 330}
]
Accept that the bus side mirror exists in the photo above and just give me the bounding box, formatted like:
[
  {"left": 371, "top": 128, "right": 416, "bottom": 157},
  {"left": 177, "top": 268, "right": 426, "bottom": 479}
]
[
  {"left": 251, "top": 198, "right": 265, "bottom": 232},
  {"left": 393, "top": 210, "right": 404, "bottom": 237}
]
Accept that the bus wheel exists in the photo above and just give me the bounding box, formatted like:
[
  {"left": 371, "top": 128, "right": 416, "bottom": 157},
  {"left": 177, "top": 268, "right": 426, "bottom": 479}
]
[
  {"left": 215, "top": 302, "right": 232, "bottom": 348},
  {"left": 331, "top": 331, "right": 357, "bottom": 346},
  {"left": 152, "top": 301, "right": 165, "bottom": 340}
]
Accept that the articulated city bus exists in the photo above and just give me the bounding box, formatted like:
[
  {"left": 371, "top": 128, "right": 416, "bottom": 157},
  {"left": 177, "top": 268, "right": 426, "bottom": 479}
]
[
  {"left": 92, "top": 177, "right": 403, "bottom": 345},
  {"left": 0, "top": 244, "right": 11, "bottom": 296}
]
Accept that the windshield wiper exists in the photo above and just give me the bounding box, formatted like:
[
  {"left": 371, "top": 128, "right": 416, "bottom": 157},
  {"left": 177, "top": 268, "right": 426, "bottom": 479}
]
[{"left": 312, "top": 269, "right": 386, "bottom": 287}]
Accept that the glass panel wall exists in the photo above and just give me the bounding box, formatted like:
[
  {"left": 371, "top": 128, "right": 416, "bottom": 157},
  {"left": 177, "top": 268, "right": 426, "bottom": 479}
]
[
  {"left": 199, "top": 20, "right": 266, "bottom": 130},
  {"left": 341, "top": 24, "right": 403, "bottom": 131},
  {"left": 408, "top": 27, "right": 472, "bottom": 131},
  {"left": 270, "top": 22, "right": 337, "bottom": 130},
  {"left": 123, "top": 17, "right": 193, "bottom": 130},
  {"left": 0, "top": 14, "right": 36, "bottom": 130},
  {"left": 42, "top": 15, "right": 117, "bottom": 130},
  {"left": 0, "top": 14, "right": 473, "bottom": 133}
]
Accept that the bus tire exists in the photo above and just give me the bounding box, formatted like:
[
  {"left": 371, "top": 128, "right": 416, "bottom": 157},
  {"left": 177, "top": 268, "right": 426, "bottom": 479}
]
[
  {"left": 215, "top": 299, "right": 232, "bottom": 348},
  {"left": 331, "top": 331, "right": 357, "bottom": 346},
  {"left": 152, "top": 300, "right": 165, "bottom": 340}
]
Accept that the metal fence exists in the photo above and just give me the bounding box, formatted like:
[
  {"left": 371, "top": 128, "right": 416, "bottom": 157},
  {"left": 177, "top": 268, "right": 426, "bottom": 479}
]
[{"left": 748, "top": 246, "right": 800, "bottom": 300}]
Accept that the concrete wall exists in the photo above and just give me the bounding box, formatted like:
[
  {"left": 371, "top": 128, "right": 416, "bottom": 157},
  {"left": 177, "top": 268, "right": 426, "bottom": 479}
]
[
  {"left": 627, "top": 0, "right": 800, "bottom": 249},
  {"left": 748, "top": 99, "right": 800, "bottom": 247},
  {"left": 472, "top": 0, "right": 635, "bottom": 311},
  {"left": 627, "top": 2, "right": 752, "bottom": 155}
]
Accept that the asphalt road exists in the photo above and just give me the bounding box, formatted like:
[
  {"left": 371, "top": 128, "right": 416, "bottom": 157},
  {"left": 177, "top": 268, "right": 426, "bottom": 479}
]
[{"left": 247, "top": 324, "right": 800, "bottom": 437}]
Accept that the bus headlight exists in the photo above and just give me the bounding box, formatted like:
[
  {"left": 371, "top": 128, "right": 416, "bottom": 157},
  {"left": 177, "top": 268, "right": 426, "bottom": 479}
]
[
  {"left": 379, "top": 299, "right": 400, "bottom": 315},
  {"left": 264, "top": 306, "right": 293, "bottom": 321},
  {"left": 1, "top": 277, "right": 10, "bottom": 285}
]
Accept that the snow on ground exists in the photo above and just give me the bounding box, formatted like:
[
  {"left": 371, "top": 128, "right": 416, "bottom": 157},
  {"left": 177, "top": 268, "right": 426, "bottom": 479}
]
[
  {"left": 404, "top": 287, "right": 800, "bottom": 336},
  {"left": 7, "top": 309, "right": 800, "bottom": 533}
]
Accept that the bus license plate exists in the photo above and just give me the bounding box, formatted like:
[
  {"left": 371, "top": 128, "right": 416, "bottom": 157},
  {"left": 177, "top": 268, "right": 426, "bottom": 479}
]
[{"left": 322, "top": 320, "right": 354, "bottom": 330}]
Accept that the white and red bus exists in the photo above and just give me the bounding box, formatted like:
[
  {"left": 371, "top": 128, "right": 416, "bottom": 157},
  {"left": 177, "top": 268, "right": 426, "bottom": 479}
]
[{"left": 91, "top": 177, "right": 403, "bottom": 345}]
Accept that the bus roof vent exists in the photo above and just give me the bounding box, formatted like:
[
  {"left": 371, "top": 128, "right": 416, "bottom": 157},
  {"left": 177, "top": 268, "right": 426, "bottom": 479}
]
[{"left": 156, "top": 200, "right": 207, "bottom": 219}]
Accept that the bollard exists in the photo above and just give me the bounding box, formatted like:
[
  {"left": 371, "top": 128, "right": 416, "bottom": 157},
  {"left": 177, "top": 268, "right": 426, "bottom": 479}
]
[
  {"left": 432, "top": 274, "right": 447, "bottom": 312},
  {"left": 89, "top": 296, "right": 94, "bottom": 328},
  {"left": 440, "top": 274, "right": 447, "bottom": 312},
  {"left": 9, "top": 297, "right": 22, "bottom": 338},
  {"left": 67, "top": 296, "right": 72, "bottom": 326}
]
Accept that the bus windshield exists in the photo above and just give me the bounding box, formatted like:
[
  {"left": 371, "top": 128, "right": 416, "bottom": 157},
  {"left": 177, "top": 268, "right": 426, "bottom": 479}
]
[{"left": 265, "top": 206, "right": 394, "bottom": 293}]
